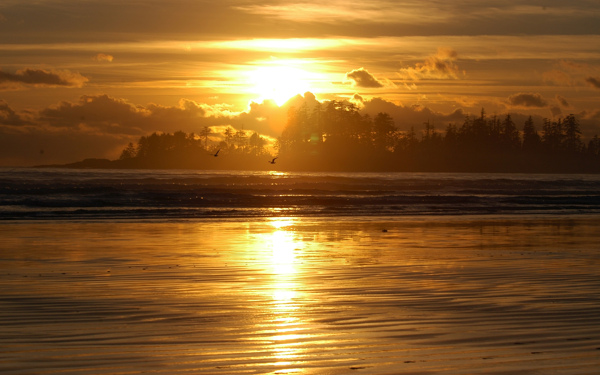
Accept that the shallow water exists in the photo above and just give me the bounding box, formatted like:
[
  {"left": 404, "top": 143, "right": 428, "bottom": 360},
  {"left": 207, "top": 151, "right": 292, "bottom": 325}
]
[{"left": 1, "top": 216, "right": 599, "bottom": 374}]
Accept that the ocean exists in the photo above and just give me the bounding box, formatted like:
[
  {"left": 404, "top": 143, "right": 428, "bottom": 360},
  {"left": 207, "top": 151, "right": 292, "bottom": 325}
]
[
  {"left": 1, "top": 168, "right": 600, "bottom": 374},
  {"left": 2, "top": 168, "right": 600, "bottom": 220}
]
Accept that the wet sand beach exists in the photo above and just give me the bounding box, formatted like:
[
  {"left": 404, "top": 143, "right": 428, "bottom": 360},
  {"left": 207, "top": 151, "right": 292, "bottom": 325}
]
[{"left": 1, "top": 216, "right": 600, "bottom": 374}]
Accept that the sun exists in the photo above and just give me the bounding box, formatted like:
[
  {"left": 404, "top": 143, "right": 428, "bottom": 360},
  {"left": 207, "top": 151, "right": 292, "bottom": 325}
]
[{"left": 249, "top": 65, "right": 312, "bottom": 106}]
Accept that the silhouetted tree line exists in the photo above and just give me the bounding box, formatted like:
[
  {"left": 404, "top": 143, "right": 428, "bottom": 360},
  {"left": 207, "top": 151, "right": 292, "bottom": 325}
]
[
  {"left": 108, "top": 102, "right": 599, "bottom": 172},
  {"left": 277, "top": 102, "right": 600, "bottom": 173},
  {"left": 117, "top": 128, "right": 271, "bottom": 169}
]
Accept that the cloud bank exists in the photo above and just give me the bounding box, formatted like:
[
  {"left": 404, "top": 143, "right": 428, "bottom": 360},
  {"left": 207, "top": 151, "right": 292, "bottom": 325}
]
[
  {"left": 0, "top": 68, "right": 89, "bottom": 89},
  {"left": 2, "top": 91, "right": 600, "bottom": 167},
  {"left": 586, "top": 77, "right": 600, "bottom": 89},
  {"left": 506, "top": 93, "right": 548, "bottom": 108}
]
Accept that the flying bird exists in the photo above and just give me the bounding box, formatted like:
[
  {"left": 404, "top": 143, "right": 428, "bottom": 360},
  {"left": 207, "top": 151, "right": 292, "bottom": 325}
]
[
  {"left": 213, "top": 149, "right": 220, "bottom": 157},
  {"left": 269, "top": 157, "right": 278, "bottom": 164}
]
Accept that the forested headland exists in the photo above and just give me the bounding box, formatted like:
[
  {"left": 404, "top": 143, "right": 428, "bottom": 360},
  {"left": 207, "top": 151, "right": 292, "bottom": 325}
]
[{"left": 58, "top": 102, "right": 600, "bottom": 173}]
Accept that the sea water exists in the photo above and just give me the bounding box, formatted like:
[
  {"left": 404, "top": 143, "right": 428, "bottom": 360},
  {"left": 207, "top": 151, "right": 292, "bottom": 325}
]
[{"left": 2, "top": 168, "right": 600, "bottom": 220}]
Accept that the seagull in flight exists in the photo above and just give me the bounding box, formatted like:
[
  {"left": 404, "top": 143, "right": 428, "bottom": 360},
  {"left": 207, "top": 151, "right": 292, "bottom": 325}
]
[
  {"left": 213, "top": 149, "right": 220, "bottom": 157},
  {"left": 269, "top": 157, "right": 278, "bottom": 164}
]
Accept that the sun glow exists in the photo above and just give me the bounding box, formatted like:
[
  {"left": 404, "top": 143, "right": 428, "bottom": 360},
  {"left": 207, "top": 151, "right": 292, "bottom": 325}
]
[{"left": 249, "top": 65, "right": 312, "bottom": 106}]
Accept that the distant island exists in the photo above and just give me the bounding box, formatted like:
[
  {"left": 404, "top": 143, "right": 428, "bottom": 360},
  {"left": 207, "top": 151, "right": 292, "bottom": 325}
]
[{"left": 39, "top": 104, "right": 600, "bottom": 173}]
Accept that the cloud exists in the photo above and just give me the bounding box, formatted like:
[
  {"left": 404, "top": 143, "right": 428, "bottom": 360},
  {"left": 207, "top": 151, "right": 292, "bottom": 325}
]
[
  {"left": 0, "top": 100, "right": 30, "bottom": 126},
  {"left": 559, "top": 60, "right": 596, "bottom": 73},
  {"left": 581, "top": 109, "right": 600, "bottom": 122},
  {"left": 585, "top": 77, "right": 600, "bottom": 89},
  {"left": 0, "top": 68, "right": 89, "bottom": 89},
  {"left": 399, "top": 48, "right": 461, "bottom": 80},
  {"left": 550, "top": 106, "right": 562, "bottom": 117},
  {"left": 40, "top": 95, "right": 149, "bottom": 134},
  {"left": 543, "top": 69, "right": 573, "bottom": 86},
  {"left": 359, "top": 96, "right": 465, "bottom": 132},
  {"left": 0, "top": 93, "right": 298, "bottom": 166},
  {"left": 350, "top": 93, "right": 365, "bottom": 107},
  {"left": 556, "top": 95, "right": 570, "bottom": 108},
  {"left": 345, "top": 67, "right": 384, "bottom": 88},
  {"left": 235, "top": 2, "right": 443, "bottom": 25},
  {"left": 506, "top": 92, "right": 548, "bottom": 108},
  {"left": 93, "top": 53, "right": 114, "bottom": 62}
]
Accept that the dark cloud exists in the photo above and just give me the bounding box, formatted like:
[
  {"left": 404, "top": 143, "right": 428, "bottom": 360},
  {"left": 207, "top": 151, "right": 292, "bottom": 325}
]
[
  {"left": 40, "top": 95, "right": 148, "bottom": 134},
  {"left": 0, "top": 94, "right": 297, "bottom": 166},
  {"left": 585, "top": 77, "right": 600, "bottom": 89},
  {"left": 1, "top": 1, "right": 599, "bottom": 46},
  {"left": 0, "top": 100, "right": 29, "bottom": 126},
  {"left": 345, "top": 68, "right": 384, "bottom": 88},
  {"left": 550, "top": 106, "right": 562, "bottom": 117},
  {"left": 506, "top": 93, "right": 548, "bottom": 108},
  {"left": 556, "top": 95, "right": 570, "bottom": 108},
  {"left": 3, "top": 90, "right": 600, "bottom": 167},
  {"left": 37, "top": 93, "right": 293, "bottom": 138},
  {"left": 0, "top": 68, "right": 88, "bottom": 89},
  {"left": 581, "top": 109, "right": 600, "bottom": 122}
]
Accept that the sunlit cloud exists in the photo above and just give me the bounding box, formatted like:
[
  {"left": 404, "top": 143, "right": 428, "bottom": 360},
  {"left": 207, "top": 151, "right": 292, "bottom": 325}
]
[
  {"left": 345, "top": 68, "right": 384, "bottom": 88},
  {"left": 399, "top": 48, "right": 462, "bottom": 80},
  {"left": 350, "top": 93, "right": 365, "bottom": 107},
  {"left": 213, "top": 38, "right": 342, "bottom": 52},
  {"left": 93, "top": 53, "right": 114, "bottom": 62},
  {"left": 1, "top": 35, "right": 599, "bottom": 61}
]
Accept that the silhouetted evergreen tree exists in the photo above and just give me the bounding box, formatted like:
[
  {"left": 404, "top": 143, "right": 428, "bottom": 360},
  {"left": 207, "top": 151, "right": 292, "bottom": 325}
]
[
  {"left": 563, "top": 114, "right": 583, "bottom": 154},
  {"left": 542, "top": 118, "right": 564, "bottom": 153},
  {"left": 119, "top": 142, "right": 136, "bottom": 160},
  {"left": 372, "top": 112, "right": 397, "bottom": 152},
  {"left": 501, "top": 114, "right": 521, "bottom": 149},
  {"left": 522, "top": 116, "right": 541, "bottom": 152},
  {"left": 588, "top": 135, "right": 600, "bottom": 157}
]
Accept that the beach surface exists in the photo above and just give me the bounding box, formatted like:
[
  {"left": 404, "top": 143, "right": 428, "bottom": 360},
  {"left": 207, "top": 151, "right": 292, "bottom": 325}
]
[{"left": 1, "top": 216, "right": 600, "bottom": 374}]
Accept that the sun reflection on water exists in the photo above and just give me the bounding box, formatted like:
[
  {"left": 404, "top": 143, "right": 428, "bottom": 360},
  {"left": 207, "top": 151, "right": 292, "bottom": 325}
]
[{"left": 266, "top": 218, "right": 306, "bottom": 372}]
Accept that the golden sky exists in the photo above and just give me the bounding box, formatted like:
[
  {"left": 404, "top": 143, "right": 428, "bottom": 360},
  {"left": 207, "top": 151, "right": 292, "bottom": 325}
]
[{"left": 1, "top": 0, "right": 600, "bottom": 166}]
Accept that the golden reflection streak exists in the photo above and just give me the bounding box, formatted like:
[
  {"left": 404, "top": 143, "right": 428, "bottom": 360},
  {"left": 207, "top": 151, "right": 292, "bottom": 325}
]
[{"left": 266, "top": 217, "right": 306, "bottom": 372}]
